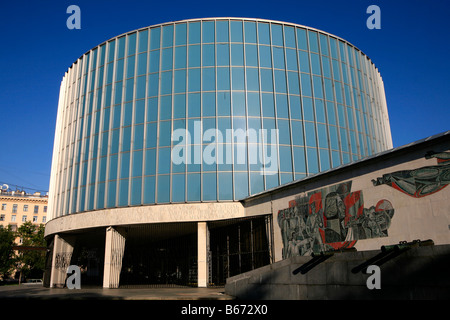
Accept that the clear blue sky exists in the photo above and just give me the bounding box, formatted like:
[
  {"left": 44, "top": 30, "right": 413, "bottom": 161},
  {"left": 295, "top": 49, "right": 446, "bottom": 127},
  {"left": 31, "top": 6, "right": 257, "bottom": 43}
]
[{"left": 0, "top": 0, "right": 449, "bottom": 193}]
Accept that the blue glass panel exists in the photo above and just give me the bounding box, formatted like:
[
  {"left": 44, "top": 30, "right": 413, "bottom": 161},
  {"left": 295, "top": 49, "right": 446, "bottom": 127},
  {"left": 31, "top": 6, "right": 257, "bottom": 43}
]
[
  {"left": 149, "top": 50, "right": 160, "bottom": 73},
  {"left": 260, "top": 69, "right": 273, "bottom": 92},
  {"left": 231, "top": 44, "right": 244, "bottom": 66},
  {"left": 158, "top": 148, "right": 171, "bottom": 174},
  {"left": 158, "top": 121, "right": 171, "bottom": 147},
  {"left": 125, "top": 79, "right": 134, "bottom": 102},
  {"left": 147, "top": 97, "right": 158, "bottom": 122},
  {"left": 108, "top": 154, "right": 118, "bottom": 180},
  {"left": 138, "top": 30, "right": 148, "bottom": 53},
  {"left": 296, "top": 28, "right": 307, "bottom": 51},
  {"left": 120, "top": 125, "right": 131, "bottom": 152},
  {"left": 276, "top": 94, "right": 288, "bottom": 119},
  {"left": 137, "top": 53, "right": 147, "bottom": 76},
  {"left": 298, "top": 51, "right": 310, "bottom": 73},
  {"left": 245, "top": 44, "right": 258, "bottom": 67},
  {"left": 265, "top": 172, "right": 278, "bottom": 189},
  {"left": 319, "top": 149, "right": 330, "bottom": 171},
  {"left": 315, "top": 99, "right": 326, "bottom": 123},
  {"left": 271, "top": 24, "right": 283, "bottom": 47},
  {"left": 115, "top": 60, "right": 124, "bottom": 81},
  {"left": 217, "top": 44, "right": 230, "bottom": 66},
  {"left": 202, "top": 21, "right": 215, "bottom": 43},
  {"left": 329, "top": 126, "right": 339, "bottom": 150},
  {"left": 202, "top": 68, "right": 215, "bottom": 91},
  {"left": 273, "top": 47, "right": 285, "bottom": 70},
  {"left": 188, "top": 45, "right": 201, "bottom": 68},
  {"left": 300, "top": 73, "right": 312, "bottom": 96},
  {"left": 144, "top": 148, "right": 156, "bottom": 175},
  {"left": 331, "top": 150, "right": 341, "bottom": 167},
  {"left": 172, "top": 174, "right": 185, "bottom": 202},
  {"left": 187, "top": 173, "right": 201, "bottom": 201},
  {"left": 202, "top": 44, "right": 215, "bottom": 66},
  {"left": 143, "top": 176, "right": 155, "bottom": 204},
  {"left": 279, "top": 146, "right": 292, "bottom": 172},
  {"left": 308, "top": 31, "right": 319, "bottom": 53},
  {"left": 274, "top": 70, "right": 287, "bottom": 93},
  {"left": 120, "top": 152, "right": 130, "bottom": 179},
  {"left": 284, "top": 26, "right": 295, "bottom": 48},
  {"left": 231, "top": 67, "right": 245, "bottom": 91},
  {"left": 305, "top": 122, "right": 317, "bottom": 147},
  {"left": 107, "top": 180, "right": 117, "bottom": 207},
  {"left": 232, "top": 91, "right": 246, "bottom": 116},
  {"left": 150, "top": 27, "right": 161, "bottom": 50},
  {"left": 202, "top": 92, "right": 216, "bottom": 117},
  {"left": 288, "top": 72, "right": 299, "bottom": 95},
  {"left": 131, "top": 177, "right": 142, "bottom": 205},
  {"left": 175, "top": 23, "right": 187, "bottom": 45},
  {"left": 174, "top": 69, "right": 186, "bottom": 94},
  {"left": 117, "top": 37, "right": 126, "bottom": 59},
  {"left": 307, "top": 147, "right": 319, "bottom": 174},
  {"left": 261, "top": 93, "right": 275, "bottom": 117},
  {"left": 317, "top": 123, "right": 328, "bottom": 148},
  {"left": 259, "top": 45, "right": 272, "bottom": 68},
  {"left": 322, "top": 56, "right": 331, "bottom": 78},
  {"left": 96, "top": 182, "right": 105, "bottom": 209},
  {"left": 302, "top": 97, "right": 314, "bottom": 121},
  {"left": 278, "top": 119, "right": 291, "bottom": 145},
  {"left": 107, "top": 40, "right": 116, "bottom": 63},
  {"left": 132, "top": 150, "right": 143, "bottom": 177},
  {"left": 289, "top": 95, "right": 301, "bottom": 120},
  {"left": 173, "top": 94, "right": 186, "bottom": 119},
  {"left": 247, "top": 92, "right": 260, "bottom": 117},
  {"left": 126, "top": 55, "right": 135, "bottom": 78},
  {"left": 250, "top": 171, "right": 264, "bottom": 194},
  {"left": 244, "top": 21, "right": 257, "bottom": 43},
  {"left": 188, "top": 93, "right": 201, "bottom": 118},
  {"left": 160, "top": 71, "right": 172, "bottom": 95},
  {"left": 161, "top": 48, "right": 173, "bottom": 71},
  {"left": 202, "top": 172, "right": 217, "bottom": 201},
  {"left": 217, "top": 68, "right": 230, "bottom": 90},
  {"left": 175, "top": 46, "right": 187, "bottom": 69},
  {"left": 216, "top": 20, "right": 229, "bottom": 42},
  {"left": 148, "top": 74, "right": 159, "bottom": 97},
  {"left": 159, "top": 95, "right": 172, "bottom": 121},
  {"left": 162, "top": 25, "right": 174, "bottom": 48},
  {"left": 291, "top": 120, "right": 304, "bottom": 146},
  {"left": 146, "top": 122, "right": 157, "bottom": 148},
  {"left": 230, "top": 20, "right": 243, "bottom": 42},
  {"left": 246, "top": 68, "right": 259, "bottom": 92},
  {"left": 258, "top": 23, "right": 270, "bottom": 45},
  {"left": 188, "top": 68, "right": 201, "bottom": 92},
  {"left": 217, "top": 92, "right": 231, "bottom": 116},
  {"left": 319, "top": 34, "right": 329, "bottom": 56},
  {"left": 157, "top": 175, "right": 170, "bottom": 203},
  {"left": 286, "top": 49, "right": 298, "bottom": 71},
  {"left": 188, "top": 22, "right": 201, "bottom": 44},
  {"left": 218, "top": 172, "right": 232, "bottom": 200},
  {"left": 234, "top": 172, "right": 248, "bottom": 199}
]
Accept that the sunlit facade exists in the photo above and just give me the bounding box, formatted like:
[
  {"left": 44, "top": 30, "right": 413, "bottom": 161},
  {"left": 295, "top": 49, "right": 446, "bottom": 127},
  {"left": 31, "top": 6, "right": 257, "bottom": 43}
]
[{"left": 45, "top": 18, "right": 392, "bottom": 288}]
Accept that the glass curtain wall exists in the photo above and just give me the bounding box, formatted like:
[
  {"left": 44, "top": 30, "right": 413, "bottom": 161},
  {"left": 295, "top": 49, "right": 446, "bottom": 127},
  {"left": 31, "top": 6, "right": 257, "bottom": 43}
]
[{"left": 51, "top": 18, "right": 392, "bottom": 217}]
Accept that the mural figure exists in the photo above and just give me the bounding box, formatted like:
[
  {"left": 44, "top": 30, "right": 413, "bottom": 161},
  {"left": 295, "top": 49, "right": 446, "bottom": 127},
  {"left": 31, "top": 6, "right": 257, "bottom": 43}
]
[
  {"left": 277, "top": 181, "right": 394, "bottom": 258},
  {"left": 372, "top": 151, "right": 450, "bottom": 198}
]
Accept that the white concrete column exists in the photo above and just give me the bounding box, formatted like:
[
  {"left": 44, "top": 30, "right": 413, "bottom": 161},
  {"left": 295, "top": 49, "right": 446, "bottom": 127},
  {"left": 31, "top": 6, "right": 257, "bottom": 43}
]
[
  {"left": 103, "top": 227, "right": 126, "bottom": 288},
  {"left": 49, "top": 234, "right": 76, "bottom": 288},
  {"left": 197, "top": 222, "right": 209, "bottom": 288}
]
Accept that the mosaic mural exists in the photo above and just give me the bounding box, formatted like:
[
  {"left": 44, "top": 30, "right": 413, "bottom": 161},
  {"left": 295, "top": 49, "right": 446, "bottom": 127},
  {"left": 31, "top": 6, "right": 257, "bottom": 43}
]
[
  {"left": 277, "top": 181, "right": 395, "bottom": 258},
  {"left": 372, "top": 151, "right": 450, "bottom": 198}
]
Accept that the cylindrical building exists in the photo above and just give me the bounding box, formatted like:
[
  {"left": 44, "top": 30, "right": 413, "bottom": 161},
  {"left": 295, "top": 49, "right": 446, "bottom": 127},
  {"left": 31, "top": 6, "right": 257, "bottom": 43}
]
[{"left": 45, "top": 18, "right": 392, "bottom": 288}]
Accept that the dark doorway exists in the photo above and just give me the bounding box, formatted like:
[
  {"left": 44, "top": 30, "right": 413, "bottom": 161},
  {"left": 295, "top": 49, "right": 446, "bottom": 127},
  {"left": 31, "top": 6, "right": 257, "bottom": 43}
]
[
  {"left": 208, "top": 214, "right": 273, "bottom": 287},
  {"left": 119, "top": 222, "right": 197, "bottom": 288}
]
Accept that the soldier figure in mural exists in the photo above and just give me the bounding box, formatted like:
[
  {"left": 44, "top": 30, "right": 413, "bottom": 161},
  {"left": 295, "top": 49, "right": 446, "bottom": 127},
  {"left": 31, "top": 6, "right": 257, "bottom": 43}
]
[
  {"left": 277, "top": 181, "right": 395, "bottom": 258},
  {"left": 372, "top": 151, "right": 450, "bottom": 198}
]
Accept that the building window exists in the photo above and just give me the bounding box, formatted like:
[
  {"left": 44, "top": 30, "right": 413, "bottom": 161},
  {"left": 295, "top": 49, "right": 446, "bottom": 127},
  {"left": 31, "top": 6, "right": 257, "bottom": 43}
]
[
  {"left": 11, "top": 215, "right": 16, "bottom": 222},
  {"left": 0, "top": 214, "right": 4, "bottom": 221},
  {"left": 33, "top": 216, "right": 38, "bottom": 222},
  {"left": 34, "top": 205, "right": 39, "bottom": 214},
  {"left": 22, "top": 215, "right": 27, "bottom": 222},
  {"left": 1, "top": 204, "right": 6, "bottom": 210},
  {"left": 44, "top": 206, "right": 47, "bottom": 213},
  {"left": 23, "top": 205, "right": 28, "bottom": 212},
  {"left": 42, "top": 216, "right": 46, "bottom": 223},
  {"left": 12, "top": 204, "right": 17, "bottom": 213}
]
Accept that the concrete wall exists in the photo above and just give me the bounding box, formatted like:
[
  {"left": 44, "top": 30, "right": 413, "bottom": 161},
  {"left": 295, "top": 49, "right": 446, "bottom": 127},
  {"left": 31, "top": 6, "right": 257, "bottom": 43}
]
[
  {"left": 243, "top": 133, "right": 450, "bottom": 262},
  {"left": 225, "top": 243, "right": 450, "bottom": 300}
]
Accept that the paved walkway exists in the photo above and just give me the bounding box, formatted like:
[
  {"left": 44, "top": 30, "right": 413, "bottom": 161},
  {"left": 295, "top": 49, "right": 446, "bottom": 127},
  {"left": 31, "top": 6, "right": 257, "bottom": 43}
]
[{"left": 0, "top": 284, "right": 234, "bottom": 300}]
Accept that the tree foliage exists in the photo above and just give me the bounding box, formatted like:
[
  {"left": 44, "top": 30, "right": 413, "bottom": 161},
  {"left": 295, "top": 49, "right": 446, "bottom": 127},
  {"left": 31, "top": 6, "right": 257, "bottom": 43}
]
[{"left": 0, "top": 226, "right": 16, "bottom": 279}]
